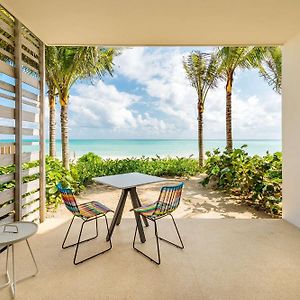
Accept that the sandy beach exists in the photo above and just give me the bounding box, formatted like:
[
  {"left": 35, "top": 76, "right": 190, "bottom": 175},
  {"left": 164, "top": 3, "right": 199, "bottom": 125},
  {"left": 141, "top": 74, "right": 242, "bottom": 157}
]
[{"left": 48, "top": 175, "right": 272, "bottom": 220}]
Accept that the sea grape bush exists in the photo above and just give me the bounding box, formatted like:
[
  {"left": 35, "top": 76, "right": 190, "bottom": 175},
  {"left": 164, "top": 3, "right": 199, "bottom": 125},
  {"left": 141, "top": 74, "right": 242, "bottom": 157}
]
[
  {"left": 0, "top": 149, "right": 282, "bottom": 216},
  {"left": 202, "top": 146, "right": 282, "bottom": 215},
  {"left": 0, "top": 157, "right": 82, "bottom": 210},
  {"left": 75, "top": 153, "right": 200, "bottom": 185},
  {"left": 0, "top": 161, "right": 41, "bottom": 193},
  {"left": 0, "top": 154, "right": 199, "bottom": 210},
  {"left": 45, "top": 156, "right": 82, "bottom": 209}
]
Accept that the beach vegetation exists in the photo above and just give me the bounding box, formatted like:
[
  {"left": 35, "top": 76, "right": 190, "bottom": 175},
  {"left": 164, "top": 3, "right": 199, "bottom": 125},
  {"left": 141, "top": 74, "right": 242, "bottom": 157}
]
[
  {"left": 45, "top": 157, "right": 82, "bottom": 208},
  {"left": 0, "top": 154, "right": 200, "bottom": 210},
  {"left": 202, "top": 146, "right": 282, "bottom": 215},
  {"left": 76, "top": 153, "right": 200, "bottom": 186},
  {"left": 0, "top": 150, "right": 282, "bottom": 215},
  {"left": 0, "top": 157, "right": 82, "bottom": 210}
]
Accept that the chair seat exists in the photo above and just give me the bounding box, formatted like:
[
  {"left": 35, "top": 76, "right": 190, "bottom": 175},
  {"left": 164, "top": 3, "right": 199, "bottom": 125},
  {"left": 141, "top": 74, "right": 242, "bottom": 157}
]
[
  {"left": 78, "top": 201, "right": 113, "bottom": 220},
  {"left": 134, "top": 202, "right": 175, "bottom": 218}
]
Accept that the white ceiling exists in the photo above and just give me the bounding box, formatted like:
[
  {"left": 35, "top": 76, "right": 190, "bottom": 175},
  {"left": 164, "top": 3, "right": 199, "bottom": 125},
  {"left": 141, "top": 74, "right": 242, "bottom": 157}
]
[{"left": 2, "top": 0, "right": 300, "bottom": 46}]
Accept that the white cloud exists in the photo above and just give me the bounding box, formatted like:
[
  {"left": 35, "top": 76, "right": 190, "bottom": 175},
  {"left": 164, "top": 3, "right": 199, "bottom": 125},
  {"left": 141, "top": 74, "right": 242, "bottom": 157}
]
[
  {"left": 115, "top": 47, "right": 198, "bottom": 133},
  {"left": 67, "top": 80, "right": 172, "bottom": 138},
  {"left": 113, "top": 47, "right": 281, "bottom": 139},
  {"left": 70, "top": 81, "right": 139, "bottom": 128},
  {"left": 204, "top": 86, "right": 281, "bottom": 139},
  {"left": 115, "top": 47, "right": 171, "bottom": 82},
  {"left": 232, "top": 91, "right": 281, "bottom": 139},
  {"left": 47, "top": 47, "right": 281, "bottom": 140}
]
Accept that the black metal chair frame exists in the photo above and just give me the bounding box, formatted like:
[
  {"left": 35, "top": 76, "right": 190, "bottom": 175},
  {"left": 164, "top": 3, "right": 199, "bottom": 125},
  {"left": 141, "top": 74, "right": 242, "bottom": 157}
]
[
  {"left": 62, "top": 213, "right": 112, "bottom": 265},
  {"left": 133, "top": 213, "right": 184, "bottom": 265},
  {"left": 132, "top": 182, "right": 184, "bottom": 265}
]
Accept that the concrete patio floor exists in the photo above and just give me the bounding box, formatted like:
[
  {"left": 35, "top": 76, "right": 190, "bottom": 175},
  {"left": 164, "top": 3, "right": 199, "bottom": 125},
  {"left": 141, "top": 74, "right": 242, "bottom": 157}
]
[{"left": 1, "top": 216, "right": 300, "bottom": 300}]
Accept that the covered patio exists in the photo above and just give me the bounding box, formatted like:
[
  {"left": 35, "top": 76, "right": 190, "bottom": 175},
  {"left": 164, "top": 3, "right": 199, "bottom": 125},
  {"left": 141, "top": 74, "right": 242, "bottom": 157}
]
[
  {"left": 2, "top": 217, "right": 300, "bottom": 300},
  {"left": 1, "top": 0, "right": 300, "bottom": 299}
]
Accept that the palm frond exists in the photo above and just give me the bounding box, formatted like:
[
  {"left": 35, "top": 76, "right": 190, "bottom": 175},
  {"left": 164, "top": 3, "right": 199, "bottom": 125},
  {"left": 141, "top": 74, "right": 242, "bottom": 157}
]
[
  {"left": 258, "top": 47, "right": 282, "bottom": 94},
  {"left": 45, "top": 46, "right": 118, "bottom": 102},
  {"left": 217, "top": 46, "right": 266, "bottom": 75},
  {"left": 183, "top": 51, "right": 220, "bottom": 104}
]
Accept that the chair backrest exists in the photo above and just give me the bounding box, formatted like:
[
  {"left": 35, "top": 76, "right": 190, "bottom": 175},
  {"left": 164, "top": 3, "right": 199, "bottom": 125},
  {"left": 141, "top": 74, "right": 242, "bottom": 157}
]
[
  {"left": 57, "top": 183, "right": 80, "bottom": 216},
  {"left": 154, "top": 182, "right": 184, "bottom": 216}
]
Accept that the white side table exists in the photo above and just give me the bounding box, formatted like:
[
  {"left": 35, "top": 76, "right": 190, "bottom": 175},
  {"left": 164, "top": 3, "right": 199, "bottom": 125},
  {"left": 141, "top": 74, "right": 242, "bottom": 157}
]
[{"left": 0, "top": 221, "right": 38, "bottom": 298}]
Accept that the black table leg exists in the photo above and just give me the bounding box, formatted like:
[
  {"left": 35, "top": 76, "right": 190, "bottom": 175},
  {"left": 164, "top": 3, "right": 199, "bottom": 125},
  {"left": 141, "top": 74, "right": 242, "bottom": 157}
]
[
  {"left": 106, "top": 189, "right": 129, "bottom": 241},
  {"left": 116, "top": 189, "right": 128, "bottom": 225},
  {"left": 130, "top": 187, "right": 149, "bottom": 227},
  {"left": 129, "top": 188, "right": 146, "bottom": 243}
]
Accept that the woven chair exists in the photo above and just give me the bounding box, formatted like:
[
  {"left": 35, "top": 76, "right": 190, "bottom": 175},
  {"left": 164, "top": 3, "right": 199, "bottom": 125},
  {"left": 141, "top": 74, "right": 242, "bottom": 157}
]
[
  {"left": 57, "top": 183, "right": 113, "bottom": 265},
  {"left": 132, "top": 182, "right": 184, "bottom": 265}
]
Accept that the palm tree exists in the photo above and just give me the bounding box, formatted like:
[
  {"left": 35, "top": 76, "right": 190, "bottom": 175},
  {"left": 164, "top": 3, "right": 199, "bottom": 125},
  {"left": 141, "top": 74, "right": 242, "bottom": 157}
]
[
  {"left": 46, "top": 46, "right": 58, "bottom": 157},
  {"left": 46, "top": 47, "right": 117, "bottom": 169},
  {"left": 217, "top": 47, "right": 265, "bottom": 150},
  {"left": 183, "top": 51, "right": 220, "bottom": 166},
  {"left": 259, "top": 47, "right": 282, "bottom": 94},
  {"left": 47, "top": 83, "right": 56, "bottom": 157}
]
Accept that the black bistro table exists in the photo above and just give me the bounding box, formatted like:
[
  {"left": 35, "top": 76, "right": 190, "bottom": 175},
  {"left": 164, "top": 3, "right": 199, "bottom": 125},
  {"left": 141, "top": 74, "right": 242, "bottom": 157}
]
[{"left": 93, "top": 172, "right": 166, "bottom": 243}]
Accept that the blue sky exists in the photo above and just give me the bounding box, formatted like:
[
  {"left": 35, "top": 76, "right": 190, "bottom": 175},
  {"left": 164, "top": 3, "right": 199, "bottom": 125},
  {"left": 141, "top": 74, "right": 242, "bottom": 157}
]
[{"left": 55, "top": 47, "right": 281, "bottom": 140}]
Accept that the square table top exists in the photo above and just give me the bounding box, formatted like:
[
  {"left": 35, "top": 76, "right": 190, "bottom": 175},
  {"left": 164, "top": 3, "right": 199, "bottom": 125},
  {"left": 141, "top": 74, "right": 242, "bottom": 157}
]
[{"left": 93, "top": 172, "right": 167, "bottom": 189}]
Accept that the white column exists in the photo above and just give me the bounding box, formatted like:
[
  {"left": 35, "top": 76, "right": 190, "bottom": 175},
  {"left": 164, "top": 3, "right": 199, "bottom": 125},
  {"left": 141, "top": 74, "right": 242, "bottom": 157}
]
[{"left": 282, "top": 32, "right": 300, "bottom": 227}]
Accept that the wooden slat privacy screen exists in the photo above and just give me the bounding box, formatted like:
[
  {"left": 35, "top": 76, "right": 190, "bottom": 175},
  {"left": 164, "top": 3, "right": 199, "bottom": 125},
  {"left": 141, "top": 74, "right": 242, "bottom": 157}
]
[{"left": 0, "top": 5, "right": 45, "bottom": 224}]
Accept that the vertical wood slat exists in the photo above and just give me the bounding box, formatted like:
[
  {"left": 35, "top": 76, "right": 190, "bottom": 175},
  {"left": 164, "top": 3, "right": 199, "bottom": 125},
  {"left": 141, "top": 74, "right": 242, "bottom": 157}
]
[
  {"left": 0, "top": 5, "right": 45, "bottom": 224},
  {"left": 14, "top": 19, "right": 22, "bottom": 221},
  {"left": 39, "top": 42, "right": 46, "bottom": 223}
]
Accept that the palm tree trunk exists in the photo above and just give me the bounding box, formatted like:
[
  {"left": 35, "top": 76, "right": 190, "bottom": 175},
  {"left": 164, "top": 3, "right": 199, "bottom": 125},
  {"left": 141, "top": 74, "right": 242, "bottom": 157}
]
[
  {"left": 60, "top": 101, "right": 69, "bottom": 170},
  {"left": 49, "top": 95, "right": 56, "bottom": 157},
  {"left": 226, "top": 72, "right": 233, "bottom": 151},
  {"left": 198, "top": 101, "right": 204, "bottom": 167}
]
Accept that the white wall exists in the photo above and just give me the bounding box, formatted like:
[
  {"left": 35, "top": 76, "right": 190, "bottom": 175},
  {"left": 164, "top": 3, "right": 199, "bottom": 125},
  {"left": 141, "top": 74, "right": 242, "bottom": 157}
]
[{"left": 282, "top": 32, "right": 300, "bottom": 227}]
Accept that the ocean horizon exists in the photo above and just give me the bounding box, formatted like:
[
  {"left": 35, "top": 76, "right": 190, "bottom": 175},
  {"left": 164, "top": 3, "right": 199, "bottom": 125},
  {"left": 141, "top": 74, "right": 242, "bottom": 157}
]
[{"left": 26, "top": 138, "right": 282, "bottom": 159}]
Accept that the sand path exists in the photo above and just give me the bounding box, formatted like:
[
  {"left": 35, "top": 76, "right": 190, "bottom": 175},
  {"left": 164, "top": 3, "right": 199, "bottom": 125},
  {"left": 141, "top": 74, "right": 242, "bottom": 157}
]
[{"left": 68, "top": 175, "right": 271, "bottom": 219}]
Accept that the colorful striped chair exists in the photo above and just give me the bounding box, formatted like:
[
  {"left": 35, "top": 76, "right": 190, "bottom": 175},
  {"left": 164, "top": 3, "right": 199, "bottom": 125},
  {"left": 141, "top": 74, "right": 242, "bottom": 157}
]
[
  {"left": 57, "top": 183, "right": 113, "bottom": 265},
  {"left": 132, "top": 182, "right": 184, "bottom": 264}
]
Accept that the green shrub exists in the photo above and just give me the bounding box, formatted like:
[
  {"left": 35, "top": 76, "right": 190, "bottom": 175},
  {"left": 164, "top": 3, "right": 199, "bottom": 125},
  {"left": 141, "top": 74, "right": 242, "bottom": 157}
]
[
  {"left": 202, "top": 146, "right": 282, "bottom": 215},
  {"left": 46, "top": 156, "right": 83, "bottom": 209},
  {"left": 0, "top": 156, "right": 83, "bottom": 210},
  {"left": 0, "top": 153, "right": 199, "bottom": 211},
  {"left": 75, "top": 152, "right": 104, "bottom": 185},
  {"left": 0, "top": 149, "right": 283, "bottom": 216},
  {"left": 0, "top": 160, "right": 41, "bottom": 193},
  {"left": 76, "top": 153, "right": 200, "bottom": 185}
]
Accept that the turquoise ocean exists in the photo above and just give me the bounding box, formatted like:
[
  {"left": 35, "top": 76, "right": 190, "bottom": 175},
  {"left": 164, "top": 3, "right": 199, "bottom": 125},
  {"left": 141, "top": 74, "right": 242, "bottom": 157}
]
[{"left": 39, "top": 139, "right": 281, "bottom": 159}]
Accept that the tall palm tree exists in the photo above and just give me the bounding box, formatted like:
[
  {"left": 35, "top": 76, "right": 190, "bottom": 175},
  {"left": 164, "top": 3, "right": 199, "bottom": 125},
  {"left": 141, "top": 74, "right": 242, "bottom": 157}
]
[
  {"left": 46, "top": 46, "right": 58, "bottom": 157},
  {"left": 183, "top": 51, "right": 220, "bottom": 166},
  {"left": 47, "top": 83, "right": 56, "bottom": 157},
  {"left": 46, "top": 47, "right": 117, "bottom": 169},
  {"left": 217, "top": 47, "right": 265, "bottom": 150},
  {"left": 259, "top": 47, "right": 282, "bottom": 94}
]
